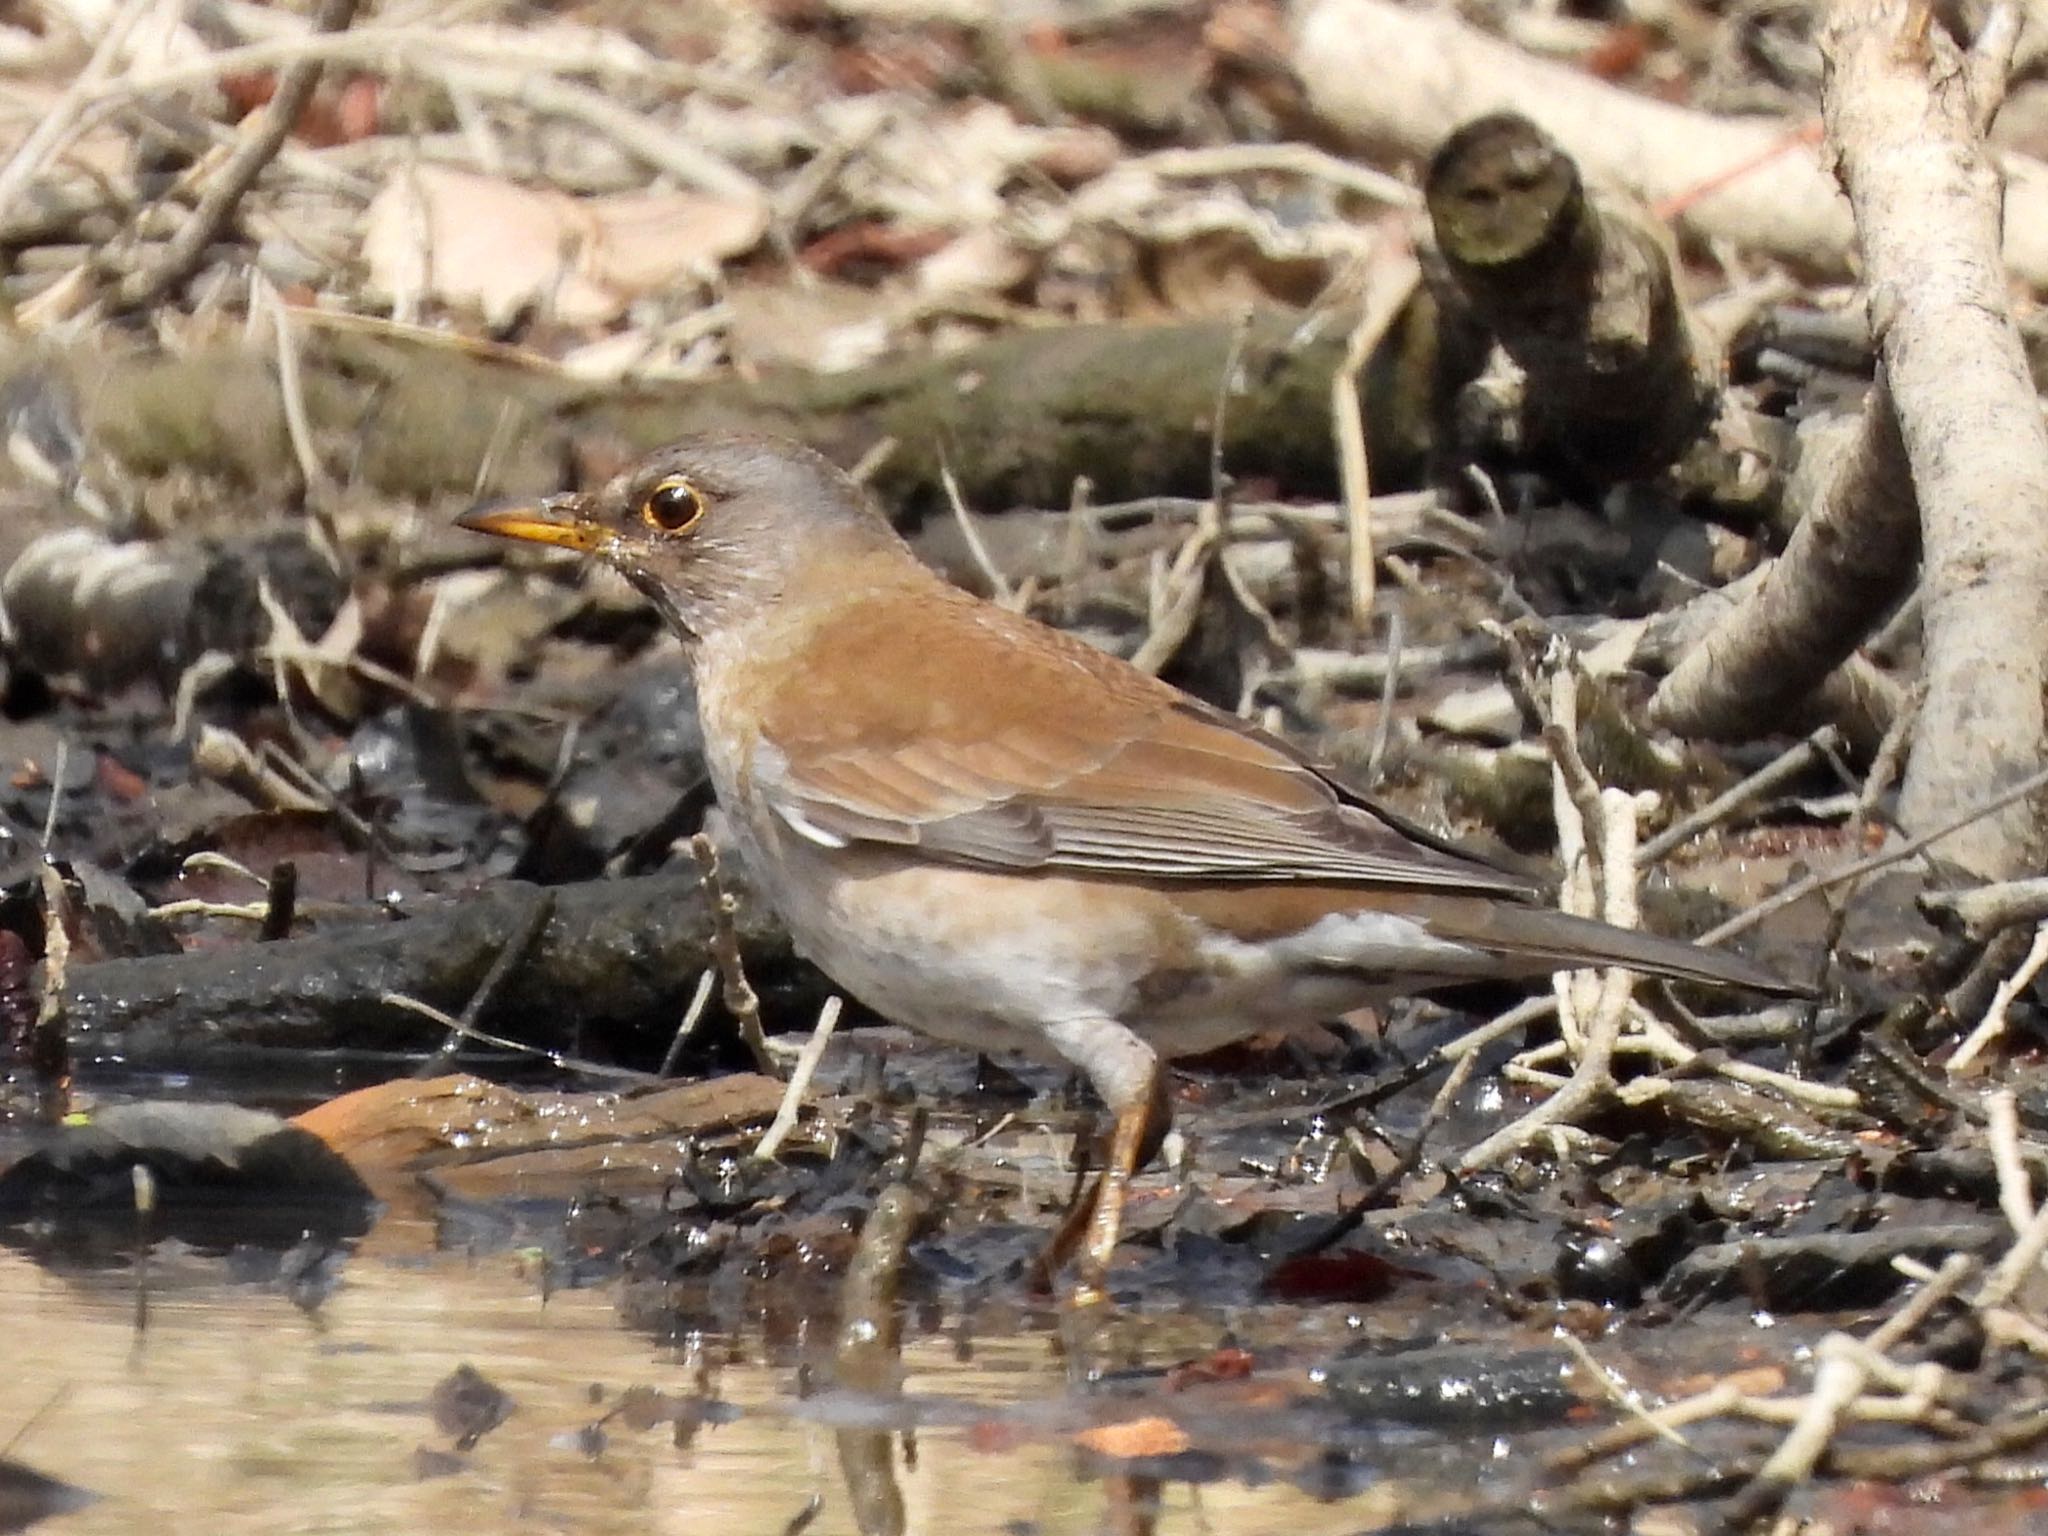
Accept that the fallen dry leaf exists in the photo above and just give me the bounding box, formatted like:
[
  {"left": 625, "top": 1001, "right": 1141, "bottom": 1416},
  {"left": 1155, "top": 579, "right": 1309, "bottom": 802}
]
[{"left": 362, "top": 166, "right": 766, "bottom": 327}]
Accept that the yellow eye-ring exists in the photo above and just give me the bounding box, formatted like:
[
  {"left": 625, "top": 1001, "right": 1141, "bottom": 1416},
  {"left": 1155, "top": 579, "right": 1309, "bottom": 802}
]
[{"left": 641, "top": 475, "right": 706, "bottom": 533}]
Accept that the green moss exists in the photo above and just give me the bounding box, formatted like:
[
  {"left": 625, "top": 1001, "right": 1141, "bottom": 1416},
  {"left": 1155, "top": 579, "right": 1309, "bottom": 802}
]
[{"left": 89, "top": 347, "right": 292, "bottom": 487}]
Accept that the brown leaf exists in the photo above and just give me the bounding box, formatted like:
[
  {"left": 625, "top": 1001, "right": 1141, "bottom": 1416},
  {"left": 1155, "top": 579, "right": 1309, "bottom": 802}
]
[{"left": 363, "top": 167, "right": 765, "bottom": 327}]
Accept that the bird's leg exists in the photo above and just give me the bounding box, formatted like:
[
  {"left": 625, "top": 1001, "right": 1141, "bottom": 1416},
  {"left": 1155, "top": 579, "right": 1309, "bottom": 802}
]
[
  {"left": 1031, "top": 1020, "right": 1169, "bottom": 1307},
  {"left": 1070, "top": 1083, "right": 1167, "bottom": 1307},
  {"left": 1032, "top": 1128, "right": 1104, "bottom": 1294}
]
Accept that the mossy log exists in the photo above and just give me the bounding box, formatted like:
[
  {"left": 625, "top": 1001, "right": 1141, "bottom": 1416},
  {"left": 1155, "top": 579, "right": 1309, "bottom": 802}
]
[{"left": 52, "top": 310, "right": 1374, "bottom": 523}]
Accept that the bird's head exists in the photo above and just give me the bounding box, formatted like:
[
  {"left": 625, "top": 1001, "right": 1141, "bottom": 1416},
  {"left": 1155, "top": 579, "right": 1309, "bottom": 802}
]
[{"left": 458, "top": 432, "right": 893, "bottom": 641}]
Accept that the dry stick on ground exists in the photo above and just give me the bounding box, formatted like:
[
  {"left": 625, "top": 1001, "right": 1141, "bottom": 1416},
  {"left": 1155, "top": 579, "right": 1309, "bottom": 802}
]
[
  {"left": 1985, "top": 1088, "right": 2039, "bottom": 1237},
  {"left": 1459, "top": 796, "right": 1636, "bottom": 1176},
  {"left": 0, "top": 0, "right": 157, "bottom": 218},
  {"left": 1360, "top": 610, "right": 1404, "bottom": 787},
  {"left": 1700, "top": 760, "right": 2048, "bottom": 948},
  {"left": 414, "top": 889, "right": 556, "bottom": 1075},
  {"left": 1799, "top": 681, "right": 1920, "bottom": 1035},
  {"left": 1457, "top": 657, "right": 1648, "bottom": 1171},
  {"left": 1446, "top": 636, "right": 1866, "bottom": 1161},
  {"left": 1650, "top": 374, "right": 1919, "bottom": 743},
  {"left": 1947, "top": 923, "right": 2048, "bottom": 1073},
  {"left": 689, "top": 833, "right": 779, "bottom": 1077},
  {"left": 1128, "top": 309, "right": 1257, "bottom": 676},
  {"left": 658, "top": 969, "right": 718, "bottom": 1078},
  {"left": 113, "top": 0, "right": 362, "bottom": 312},
  {"left": 1821, "top": 0, "right": 2048, "bottom": 879},
  {"left": 1542, "top": 1253, "right": 1977, "bottom": 1515},
  {"left": 429, "top": 61, "right": 764, "bottom": 206},
  {"left": 753, "top": 996, "right": 843, "bottom": 1162},
  {"left": 1922, "top": 876, "right": 2048, "bottom": 941},
  {"left": 104, "top": 4, "right": 764, "bottom": 206},
  {"left": 1635, "top": 725, "right": 1843, "bottom": 866},
  {"left": 938, "top": 462, "right": 1018, "bottom": 610},
  {"left": 189, "top": 726, "right": 326, "bottom": 814},
  {"left": 1719, "top": 1182, "right": 2048, "bottom": 1523},
  {"left": 1333, "top": 239, "right": 1421, "bottom": 627}
]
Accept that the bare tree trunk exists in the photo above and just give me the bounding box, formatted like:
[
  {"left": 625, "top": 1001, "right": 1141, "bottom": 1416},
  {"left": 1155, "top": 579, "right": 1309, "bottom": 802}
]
[{"left": 1820, "top": 0, "right": 2048, "bottom": 877}]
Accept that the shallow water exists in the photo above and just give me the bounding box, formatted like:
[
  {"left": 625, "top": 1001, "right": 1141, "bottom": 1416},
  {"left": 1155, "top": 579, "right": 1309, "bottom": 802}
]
[{"left": 0, "top": 1243, "right": 1401, "bottom": 1536}]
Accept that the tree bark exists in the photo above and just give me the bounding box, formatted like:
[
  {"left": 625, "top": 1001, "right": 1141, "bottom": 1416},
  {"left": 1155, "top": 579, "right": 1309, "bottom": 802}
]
[
  {"left": 1423, "top": 113, "right": 1713, "bottom": 488},
  {"left": 1821, "top": 0, "right": 2048, "bottom": 876}
]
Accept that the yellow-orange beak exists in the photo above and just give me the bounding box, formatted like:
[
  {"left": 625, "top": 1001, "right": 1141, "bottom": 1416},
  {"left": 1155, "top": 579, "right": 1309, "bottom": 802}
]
[{"left": 456, "top": 496, "right": 607, "bottom": 555}]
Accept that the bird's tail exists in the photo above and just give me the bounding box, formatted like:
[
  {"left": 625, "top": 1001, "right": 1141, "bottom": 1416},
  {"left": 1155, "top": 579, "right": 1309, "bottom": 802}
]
[{"left": 1424, "top": 900, "right": 1814, "bottom": 998}]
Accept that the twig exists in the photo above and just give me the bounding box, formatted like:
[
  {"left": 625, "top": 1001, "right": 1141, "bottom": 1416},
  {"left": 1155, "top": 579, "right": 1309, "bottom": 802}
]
[
  {"left": 1458, "top": 789, "right": 1643, "bottom": 1171},
  {"left": 380, "top": 991, "right": 649, "bottom": 1083},
  {"left": 1974, "top": 1183, "right": 2048, "bottom": 1311},
  {"left": 1699, "top": 761, "right": 2048, "bottom": 947},
  {"left": 1552, "top": 1333, "right": 1697, "bottom": 1456},
  {"left": 1922, "top": 875, "right": 2048, "bottom": 941},
  {"left": 1728, "top": 1336, "right": 1903, "bottom": 1528},
  {"left": 416, "top": 889, "right": 556, "bottom": 1074},
  {"left": 1870, "top": 1251, "right": 1979, "bottom": 1350},
  {"left": 1986, "top": 1089, "right": 2037, "bottom": 1236},
  {"left": 1622, "top": 1005, "right": 1860, "bottom": 1109},
  {"left": 1636, "top": 725, "right": 1841, "bottom": 865},
  {"left": 148, "top": 899, "right": 271, "bottom": 924},
  {"left": 658, "top": 968, "right": 718, "bottom": 1078},
  {"left": 939, "top": 459, "right": 1016, "bottom": 610},
  {"left": 753, "top": 996, "right": 843, "bottom": 1162},
  {"left": 1546, "top": 1380, "right": 1748, "bottom": 1475},
  {"left": 258, "top": 861, "right": 297, "bottom": 942},
  {"left": 0, "top": 0, "right": 157, "bottom": 217},
  {"left": 249, "top": 272, "right": 340, "bottom": 549},
  {"left": 1127, "top": 143, "right": 1419, "bottom": 207},
  {"left": 1333, "top": 242, "right": 1421, "bottom": 626},
  {"left": 116, "top": 0, "right": 364, "bottom": 311},
  {"left": 1361, "top": 609, "right": 1403, "bottom": 788},
  {"left": 1553, "top": 1254, "right": 1974, "bottom": 1516},
  {"left": 1947, "top": 921, "right": 2048, "bottom": 1074},
  {"left": 1274, "top": 1047, "right": 1479, "bottom": 1263},
  {"left": 1440, "top": 994, "right": 1558, "bottom": 1060},
  {"left": 1128, "top": 309, "right": 1254, "bottom": 676},
  {"left": 39, "top": 737, "right": 68, "bottom": 852},
  {"left": 689, "top": 833, "right": 776, "bottom": 1076},
  {"left": 436, "top": 61, "right": 762, "bottom": 205}
]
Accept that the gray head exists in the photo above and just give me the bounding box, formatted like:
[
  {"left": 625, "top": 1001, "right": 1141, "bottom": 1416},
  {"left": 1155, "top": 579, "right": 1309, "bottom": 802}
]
[{"left": 458, "top": 433, "right": 896, "bottom": 640}]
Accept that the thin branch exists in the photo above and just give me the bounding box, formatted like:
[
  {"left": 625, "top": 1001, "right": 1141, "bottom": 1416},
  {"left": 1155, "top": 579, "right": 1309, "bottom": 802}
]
[
  {"left": 116, "top": 0, "right": 364, "bottom": 311},
  {"left": 753, "top": 996, "right": 843, "bottom": 1162}
]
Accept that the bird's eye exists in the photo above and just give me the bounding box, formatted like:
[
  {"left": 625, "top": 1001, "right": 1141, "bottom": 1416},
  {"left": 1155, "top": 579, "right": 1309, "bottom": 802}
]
[{"left": 640, "top": 475, "right": 706, "bottom": 533}]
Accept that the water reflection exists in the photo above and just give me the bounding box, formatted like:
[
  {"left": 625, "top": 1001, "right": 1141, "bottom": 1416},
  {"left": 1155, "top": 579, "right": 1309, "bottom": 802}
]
[{"left": 0, "top": 1244, "right": 1388, "bottom": 1536}]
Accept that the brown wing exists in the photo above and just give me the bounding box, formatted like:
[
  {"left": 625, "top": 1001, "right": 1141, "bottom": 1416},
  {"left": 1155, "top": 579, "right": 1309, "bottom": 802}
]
[{"left": 750, "top": 583, "right": 1536, "bottom": 899}]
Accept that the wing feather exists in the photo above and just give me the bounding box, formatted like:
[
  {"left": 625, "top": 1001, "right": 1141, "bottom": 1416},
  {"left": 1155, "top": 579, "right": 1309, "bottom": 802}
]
[{"left": 748, "top": 586, "right": 1536, "bottom": 899}]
